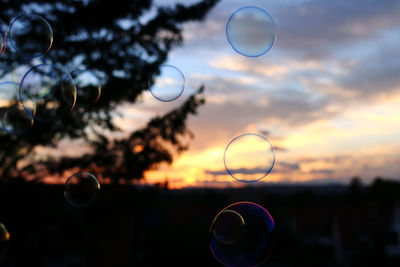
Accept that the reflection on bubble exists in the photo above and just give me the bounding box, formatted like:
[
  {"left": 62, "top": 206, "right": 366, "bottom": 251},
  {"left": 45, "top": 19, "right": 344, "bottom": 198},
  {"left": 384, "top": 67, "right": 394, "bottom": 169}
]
[
  {"left": 19, "top": 63, "right": 77, "bottom": 122},
  {"left": 9, "top": 14, "right": 53, "bottom": 58},
  {"left": 149, "top": 64, "right": 185, "bottom": 102},
  {"left": 224, "top": 133, "right": 275, "bottom": 183},
  {"left": 212, "top": 209, "right": 245, "bottom": 245},
  {"left": 210, "top": 202, "right": 276, "bottom": 267},
  {"left": 0, "top": 81, "right": 33, "bottom": 135},
  {"left": 64, "top": 172, "right": 101, "bottom": 208},
  {"left": 226, "top": 6, "right": 276, "bottom": 57},
  {"left": 70, "top": 69, "right": 101, "bottom": 106}
]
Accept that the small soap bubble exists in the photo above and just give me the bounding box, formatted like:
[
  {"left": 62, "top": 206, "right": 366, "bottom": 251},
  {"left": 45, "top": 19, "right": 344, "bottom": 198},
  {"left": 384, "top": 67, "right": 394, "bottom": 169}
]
[
  {"left": 226, "top": 6, "right": 276, "bottom": 57},
  {"left": 0, "top": 81, "right": 33, "bottom": 135},
  {"left": 210, "top": 202, "right": 276, "bottom": 267},
  {"left": 8, "top": 14, "right": 53, "bottom": 58},
  {"left": 149, "top": 64, "right": 185, "bottom": 102},
  {"left": 64, "top": 172, "right": 100, "bottom": 208},
  {"left": 70, "top": 69, "right": 101, "bottom": 106},
  {"left": 19, "top": 63, "right": 77, "bottom": 122},
  {"left": 224, "top": 133, "right": 275, "bottom": 183}
]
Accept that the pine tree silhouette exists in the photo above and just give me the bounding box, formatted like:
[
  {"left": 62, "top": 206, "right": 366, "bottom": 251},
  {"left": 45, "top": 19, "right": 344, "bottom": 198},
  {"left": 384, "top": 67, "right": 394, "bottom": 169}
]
[{"left": 0, "top": 0, "right": 219, "bottom": 183}]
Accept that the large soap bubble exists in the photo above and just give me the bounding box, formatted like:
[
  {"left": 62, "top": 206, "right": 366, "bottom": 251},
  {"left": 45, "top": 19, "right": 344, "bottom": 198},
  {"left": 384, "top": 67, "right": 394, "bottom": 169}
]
[
  {"left": 226, "top": 6, "right": 276, "bottom": 57},
  {"left": 19, "top": 63, "right": 77, "bottom": 122},
  {"left": 210, "top": 202, "right": 276, "bottom": 267},
  {"left": 224, "top": 133, "right": 275, "bottom": 183},
  {"left": 8, "top": 14, "right": 53, "bottom": 58},
  {"left": 149, "top": 64, "right": 185, "bottom": 102},
  {"left": 64, "top": 172, "right": 101, "bottom": 208}
]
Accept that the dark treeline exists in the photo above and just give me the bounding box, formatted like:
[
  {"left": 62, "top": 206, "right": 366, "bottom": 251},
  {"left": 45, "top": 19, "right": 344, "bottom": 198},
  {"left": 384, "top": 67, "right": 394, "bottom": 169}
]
[{"left": 1, "top": 177, "right": 400, "bottom": 266}]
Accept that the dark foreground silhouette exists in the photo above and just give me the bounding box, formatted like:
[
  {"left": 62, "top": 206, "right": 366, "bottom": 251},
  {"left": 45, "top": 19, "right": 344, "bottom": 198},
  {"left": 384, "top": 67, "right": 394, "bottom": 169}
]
[{"left": 1, "top": 177, "right": 400, "bottom": 267}]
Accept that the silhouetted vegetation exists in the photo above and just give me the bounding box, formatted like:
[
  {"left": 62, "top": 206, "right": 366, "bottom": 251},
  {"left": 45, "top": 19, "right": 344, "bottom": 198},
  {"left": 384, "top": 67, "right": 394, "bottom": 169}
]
[
  {"left": 0, "top": 0, "right": 219, "bottom": 183},
  {"left": 1, "top": 177, "right": 400, "bottom": 266}
]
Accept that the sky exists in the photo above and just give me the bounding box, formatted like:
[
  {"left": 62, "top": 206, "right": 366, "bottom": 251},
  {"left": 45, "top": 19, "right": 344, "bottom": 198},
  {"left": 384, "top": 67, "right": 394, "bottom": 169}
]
[
  {"left": 4, "top": 0, "right": 400, "bottom": 188},
  {"left": 127, "top": 0, "right": 400, "bottom": 188}
]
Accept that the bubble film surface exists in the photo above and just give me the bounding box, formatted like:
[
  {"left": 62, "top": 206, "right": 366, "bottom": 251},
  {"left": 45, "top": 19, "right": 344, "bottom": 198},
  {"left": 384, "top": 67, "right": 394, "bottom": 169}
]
[
  {"left": 64, "top": 172, "right": 101, "bottom": 208},
  {"left": 210, "top": 202, "right": 276, "bottom": 267},
  {"left": 149, "top": 64, "right": 185, "bottom": 102},
  {"left": 224, "top": 133, "right": 275, "bottom": 183},
  {"left": 19, "top": 63, "right": 77, "bottom": 122},
  {"left": 8, "top": 14, "right": 53, "bottom": 58},
  {"left": 226, "top": 6, "right": 276, "bottom": 57}
]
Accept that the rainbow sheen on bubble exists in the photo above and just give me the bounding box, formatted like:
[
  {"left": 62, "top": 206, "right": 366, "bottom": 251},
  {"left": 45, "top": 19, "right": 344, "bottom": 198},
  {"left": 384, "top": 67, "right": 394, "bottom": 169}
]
[
  {"left": 0, "top": 19, "right": 6, "bottom": 56},
  {"left": 210, "top": 202, "right": 276, "bottom": 267},
  {"left": 149, "top": 64, "right": 185, "bottom": 102},
  {"left": 64, "top": 172, "right": 101, "bottom": 208},
  {"left": 8, "top": 14, "right": 53, "bottom": 58},
  {"left": 0, "top": 81, "right": 33, "bottom": 135},
  {"left": 224, "top": 133, "right": 275, "bottom": 183},
  {"left": 70, "top": 69, "right": 101, "bottom": 106},
  {"left": 226, "top": 6, "right": 276, "bottom": 57},
  {"left": 19, "top": 63, "right": 77, "bottom": 122}
]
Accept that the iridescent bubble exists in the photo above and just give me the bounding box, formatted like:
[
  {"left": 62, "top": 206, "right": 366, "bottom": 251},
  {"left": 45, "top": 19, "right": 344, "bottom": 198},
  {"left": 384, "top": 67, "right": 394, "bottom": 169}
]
[
  {"left": 226, "top": 6, "right": 276, "bottom": 57},
  {"left": 64, "top": 172, "right": 101, "bottom": 208},
  {"left": 19, "top": 63, "right": 77, "bottom": 122},
  {"left": 212, "top": 209, "right": 245, "bottom": 245},
  {"left": 210, "top": 202, "right": 276, "bottom": 267},
  {"left": 149, "top": 64, "right": 185, "bottom": 102},
  {"left": 0, "top": 19, "right": 6, "bottom": 56},
  {"left": 70, "top": 69, "right": 101, "bottom": 106},
  {"left": 224, "top": 133, "right": 275, "bottom": 183},
  {"left": 0, "top": 81, "right": 33, "bottom": 135},
  {"left": 8, "top": 14, "right": 53, "bottom": 58}
]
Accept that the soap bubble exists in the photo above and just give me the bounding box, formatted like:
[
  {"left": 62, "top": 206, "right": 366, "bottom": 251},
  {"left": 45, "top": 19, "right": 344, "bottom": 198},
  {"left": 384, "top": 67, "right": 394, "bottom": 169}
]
[
  {"left": 8, "top": 14, "right": 53, "bottom": 58},
  {"left": 226, "top": 6, "right": 276, "bottom": 57},
  {"left": 210, "top": 202, "right": 276, "bottom": 267},
  {"left": 0, "top": 81, "right": 33, "bottom": 135},
  {"left": 224, "top": 133, "right": 275, "bottom": 183},
  {"left": 0, "top": 103, "right": 33, "bottom": 135},
  {"left": 19, "top": 63, "right": 77, "bottom": 122},
  {"left": 64, "top": 172, "right": 101, "bottom": 208},
  {"left": 149, "top": 64, "right": 185, "bottom": 102},
  {"left": 70, "top": 69, "right": 101, "bottom": 106}
]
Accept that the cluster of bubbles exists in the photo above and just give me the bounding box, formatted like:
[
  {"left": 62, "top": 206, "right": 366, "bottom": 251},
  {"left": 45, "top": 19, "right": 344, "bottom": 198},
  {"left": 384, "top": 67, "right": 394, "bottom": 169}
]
[
  {"left": 1, "top": 4, "right": 278, "bottom": 267},
  {"left": 209, "top": 6, "right": 277, "bottom": 267},
  {"left": 0, "top": 14, "right": 101, "bottom": 135}
]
